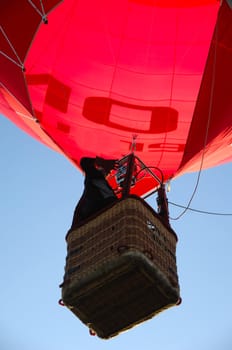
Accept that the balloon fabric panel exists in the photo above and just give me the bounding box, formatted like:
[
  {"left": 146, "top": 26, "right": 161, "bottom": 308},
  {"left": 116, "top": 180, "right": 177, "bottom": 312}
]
[{"left": 1, "top": 1, "right": 231, "bottom": 196}]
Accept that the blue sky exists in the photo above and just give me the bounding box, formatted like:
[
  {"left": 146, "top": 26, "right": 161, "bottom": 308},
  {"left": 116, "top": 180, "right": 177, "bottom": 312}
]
[{"left": 1, "top": 114, "right": 232, "bottom": 350}]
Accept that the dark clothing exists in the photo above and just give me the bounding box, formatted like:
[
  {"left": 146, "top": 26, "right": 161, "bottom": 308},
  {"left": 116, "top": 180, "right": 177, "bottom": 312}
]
[{"left": 70, "top": 157, "right": 117, "bottom": 230}]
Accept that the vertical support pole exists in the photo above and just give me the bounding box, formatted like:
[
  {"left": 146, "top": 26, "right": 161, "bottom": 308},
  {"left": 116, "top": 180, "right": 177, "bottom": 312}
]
[
  {"left": 157, "top": 184, "right": 170, "bottom": 226},
  {"left": 122, "top": 153, "right": 135, "bottom": 198}
]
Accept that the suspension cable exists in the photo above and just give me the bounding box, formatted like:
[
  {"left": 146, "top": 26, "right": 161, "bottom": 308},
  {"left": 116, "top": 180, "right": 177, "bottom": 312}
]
[
  {"left": 0, "top": 0, "right": 48, "bottom": 69},
  {"left": 0, "top": 26, "right": 25, "bottom": 70},
  {"left": 136, "top": 166, "right": 164, "bottom": 185},
  {"left": 27, "top": 0, "right": 48, "bottom": 23}
]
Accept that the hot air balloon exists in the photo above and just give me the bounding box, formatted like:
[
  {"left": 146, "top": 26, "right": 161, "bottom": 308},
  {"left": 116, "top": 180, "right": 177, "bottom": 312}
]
[{"left": 1, "top": 0, "right": 232, "bottom": 339}]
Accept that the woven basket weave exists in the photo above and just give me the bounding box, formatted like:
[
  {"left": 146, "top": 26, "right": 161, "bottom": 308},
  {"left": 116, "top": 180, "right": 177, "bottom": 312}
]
[{"left": 61, "top": 195, "right": 180, "bottom": 338}]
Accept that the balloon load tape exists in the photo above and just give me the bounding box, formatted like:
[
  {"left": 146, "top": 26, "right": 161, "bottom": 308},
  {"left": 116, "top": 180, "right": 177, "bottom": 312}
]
[{"left": 60, "top": 196, "right": 181, "bottom": 339}]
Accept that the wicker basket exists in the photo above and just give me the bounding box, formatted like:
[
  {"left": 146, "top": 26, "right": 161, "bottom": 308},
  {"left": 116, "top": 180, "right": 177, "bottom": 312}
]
[{"left": 61, "top": 195, "right": 180, "bottom": 339}]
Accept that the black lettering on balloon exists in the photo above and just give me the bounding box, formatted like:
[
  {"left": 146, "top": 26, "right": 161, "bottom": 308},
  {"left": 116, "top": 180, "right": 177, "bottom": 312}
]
[
  {"left": 26, "top": 73, "right": 71, "bottom": 113},
  {"left": 83, "top": 96, "right": 178, "bottom": 134}
]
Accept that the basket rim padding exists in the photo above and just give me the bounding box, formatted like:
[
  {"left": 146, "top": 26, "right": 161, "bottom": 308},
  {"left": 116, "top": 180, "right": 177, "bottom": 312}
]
[{"left": 66, "top": 194, "right": 178, "bottom": 242}]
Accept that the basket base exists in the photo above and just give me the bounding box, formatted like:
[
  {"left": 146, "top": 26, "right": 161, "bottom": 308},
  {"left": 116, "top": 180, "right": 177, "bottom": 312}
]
[{"left": 62, "top": 251, "right": 180, "bottom": 339}]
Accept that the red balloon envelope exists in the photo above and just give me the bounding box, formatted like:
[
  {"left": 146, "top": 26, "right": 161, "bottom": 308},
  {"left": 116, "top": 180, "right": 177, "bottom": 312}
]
[{"left": 1, "top": 0, "right": 232, "bottom": 196}]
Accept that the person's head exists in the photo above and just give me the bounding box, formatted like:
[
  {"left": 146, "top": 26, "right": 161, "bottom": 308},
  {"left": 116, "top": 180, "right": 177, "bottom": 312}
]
[
  {"left": 80, "top": 157, "right": 96, "bottom": 172},
  {"left": 80, "top": 157, "right": 104, "bottom": 178}
]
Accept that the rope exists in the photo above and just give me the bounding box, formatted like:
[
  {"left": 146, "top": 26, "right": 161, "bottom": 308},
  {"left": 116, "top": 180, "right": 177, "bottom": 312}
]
[
  {"left": 169, "top": 201, "right": 232, "bottom": 217},
  {"left": 171, "top": 17, "right": 219, "bottom": 221}
]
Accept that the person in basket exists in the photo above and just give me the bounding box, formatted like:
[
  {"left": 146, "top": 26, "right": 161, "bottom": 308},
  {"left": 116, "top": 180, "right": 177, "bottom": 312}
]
[{"left": 69, "top": 157, "right": 118, "bottom": 230}]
